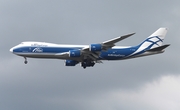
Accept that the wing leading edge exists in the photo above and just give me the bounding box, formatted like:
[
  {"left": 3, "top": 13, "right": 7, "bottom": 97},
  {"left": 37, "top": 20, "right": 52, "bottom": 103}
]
[
  {"left": 102, "top": 33, "right": 135, "bottom": 46},
  {"left": 82, "top": 32, "right": 135, "bottom": 51}
]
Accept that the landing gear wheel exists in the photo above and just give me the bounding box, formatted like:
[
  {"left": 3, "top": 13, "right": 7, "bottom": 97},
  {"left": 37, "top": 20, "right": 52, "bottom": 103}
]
[
  {"left": 24, "top": 57, "right": 28, "bottom": 64},
  {"left": 81, "top": 62, "right": 86, "bottom": 69},
  {"left": 83, "top": 66, "right": 86, "bottom": 69},
  {"left": 24, "top": 60, "right": 28, "bottom": 64}
]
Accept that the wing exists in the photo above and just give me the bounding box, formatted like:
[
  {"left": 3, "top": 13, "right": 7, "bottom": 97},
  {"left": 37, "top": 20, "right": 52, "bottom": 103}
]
[
  {"left": 102, "top": 33, "right": 135, "bottom": 46},
  {"left": 55, "top": 32, "right": 135, "bottom": 62},
  {"left": 82, "top": 33, "right": 135, "bottom": 51},
  {"left": 82, "top": 32, "right": 135, "bottom": 62}
]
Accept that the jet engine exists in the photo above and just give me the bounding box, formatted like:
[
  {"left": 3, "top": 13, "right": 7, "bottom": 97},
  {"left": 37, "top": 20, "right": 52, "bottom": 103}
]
[
  {"left": 69, "top": 50, "right": 81, "bottom": 57},
  {"left": 65, "top": 60, "right": 79, "bottom": 66},
  {"left": 90, "top": 44, "right": 102, "bottom": 52}
]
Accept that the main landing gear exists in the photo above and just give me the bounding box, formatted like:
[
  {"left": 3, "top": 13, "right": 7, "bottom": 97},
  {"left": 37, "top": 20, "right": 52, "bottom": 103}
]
[
  {"left": 24, "top": 57, "right": 28, "bottom": 64},
  {"left": 81, "top": 59, "right": 95, "bottom": 69}
]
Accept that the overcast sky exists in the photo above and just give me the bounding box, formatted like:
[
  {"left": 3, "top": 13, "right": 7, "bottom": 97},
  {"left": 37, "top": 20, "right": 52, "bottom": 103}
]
[{"left": 0, "top": 0, "right": 180, "bottom": 110}]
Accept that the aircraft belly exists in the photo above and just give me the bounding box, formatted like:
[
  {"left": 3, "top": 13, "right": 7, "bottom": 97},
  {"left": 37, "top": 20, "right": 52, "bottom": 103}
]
[
  {"left": 14, "top": 52, "right": 82, "bottom": 61},
  {"left": 14, "top": 52, "right": 62, "bottom": 59}
]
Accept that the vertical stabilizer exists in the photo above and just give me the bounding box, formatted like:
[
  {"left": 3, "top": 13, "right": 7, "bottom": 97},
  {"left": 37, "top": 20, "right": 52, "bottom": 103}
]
[
  {"left": 140, "top": 28, "right": 168, "bottom": 49},
  {"left": 148, "top": 28, "right": 167, "bottom": 39},
  {"left": 129, "top": 28, "right": 168, "bottom": 56},
  {"left": 148, "top": 28, "right": 167, "bottom": 46}
]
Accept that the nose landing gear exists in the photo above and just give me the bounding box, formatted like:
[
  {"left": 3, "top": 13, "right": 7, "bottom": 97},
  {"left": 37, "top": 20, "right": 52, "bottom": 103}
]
[{"left": 24, "top": 57, "right": 28, "bottom": 64}]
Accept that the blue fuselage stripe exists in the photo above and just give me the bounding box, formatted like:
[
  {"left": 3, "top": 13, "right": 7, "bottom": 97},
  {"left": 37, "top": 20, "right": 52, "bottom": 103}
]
[{"left": 13, "top": 46, "right": 139, "bottom": 60}]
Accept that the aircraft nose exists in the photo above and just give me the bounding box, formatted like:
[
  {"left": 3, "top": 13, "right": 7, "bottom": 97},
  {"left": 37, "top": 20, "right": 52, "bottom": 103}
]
[{"left": 10, "top": 47, "right": 14, "bottom": 52}]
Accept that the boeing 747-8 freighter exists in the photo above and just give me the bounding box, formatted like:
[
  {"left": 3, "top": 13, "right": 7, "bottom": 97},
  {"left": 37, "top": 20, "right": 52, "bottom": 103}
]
[{"left": 10, "top": 28, "right": 170, "bottom": 68}]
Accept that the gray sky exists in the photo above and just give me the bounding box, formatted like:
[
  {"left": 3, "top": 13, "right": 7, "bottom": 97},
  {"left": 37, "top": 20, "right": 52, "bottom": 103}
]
[{"left": 0, "top": 0, "right": 180, "bottom": 110}]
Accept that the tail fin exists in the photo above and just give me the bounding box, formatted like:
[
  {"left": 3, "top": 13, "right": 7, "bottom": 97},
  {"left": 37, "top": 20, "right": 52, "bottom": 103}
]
[
  {"left": 127, "top": 28, "right": 168, "bottom": 57},
  {"left": 140, "top": 28, "right": 168, "bottom": 49}
]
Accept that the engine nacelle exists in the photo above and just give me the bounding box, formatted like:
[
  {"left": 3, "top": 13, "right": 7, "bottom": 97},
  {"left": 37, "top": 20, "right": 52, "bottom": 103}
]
[
  {"left": 90, "top": 44, "right": 102, "bottom": 52},
  {"left": 65, "top": 60, "right": 79, "bottom": 66},
  {"left": 69, "top": 50, "right": 81, "bottom": 57}
]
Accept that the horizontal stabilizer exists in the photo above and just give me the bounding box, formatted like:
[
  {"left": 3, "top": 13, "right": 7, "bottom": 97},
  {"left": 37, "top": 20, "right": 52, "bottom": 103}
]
[{"left": 147, "top": 44, "right": 170, "bottom": 52}]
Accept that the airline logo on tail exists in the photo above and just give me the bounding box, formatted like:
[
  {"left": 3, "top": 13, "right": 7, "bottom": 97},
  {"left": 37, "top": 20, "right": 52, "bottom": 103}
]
[{"left": 128, "top": 28, "right": 168, "bottom": 56}]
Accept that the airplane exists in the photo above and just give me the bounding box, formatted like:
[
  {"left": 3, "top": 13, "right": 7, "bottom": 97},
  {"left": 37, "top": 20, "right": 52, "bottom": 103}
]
[{"left": 10, "top": 28, "right": 170, "bottom": 69}]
